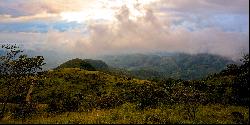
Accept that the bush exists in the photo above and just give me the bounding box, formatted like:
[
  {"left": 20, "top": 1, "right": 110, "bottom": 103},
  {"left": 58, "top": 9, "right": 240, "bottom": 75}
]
[
  {"left": 13, "top": 102, "right": 37, "bottom": 119},
  {"left": 47, "top": 92, "right": 83, "bottom": 113}
]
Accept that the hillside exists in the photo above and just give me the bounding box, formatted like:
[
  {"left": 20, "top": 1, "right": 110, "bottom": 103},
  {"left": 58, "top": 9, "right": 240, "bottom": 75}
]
[
  {"left": 56, "top": 58, "right": 96, "bottom": 71},
  {"left": 0, "top": 54, "right": 249, "bottom": 124},
  {"left": 55, "top": 58, "right": 109, "bottom": 71},
  {"left": 1, "top": 64, "right": 248, "bottom": 124},
  {"left": 101, "top": 53, "right": 235, "bottom": 80},
  {"left": 31, "top": 68, "right": 152, "bottom": 108},
  {"left": 1, "top": 44, "right": 248, "bottom": 124},
  {"left": 83, "top": 59, "right": 109, "bottom": 70}
]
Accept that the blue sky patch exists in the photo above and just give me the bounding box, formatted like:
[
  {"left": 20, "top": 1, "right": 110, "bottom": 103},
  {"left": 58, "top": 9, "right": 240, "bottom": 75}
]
[{"left": 0, "top": 21, "right": 82, "bottom": 33}]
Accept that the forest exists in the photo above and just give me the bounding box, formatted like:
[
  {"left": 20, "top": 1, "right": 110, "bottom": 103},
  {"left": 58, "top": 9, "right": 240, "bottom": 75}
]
[{"left": 0, "top": 44, "right": 249, "bottom": 124}]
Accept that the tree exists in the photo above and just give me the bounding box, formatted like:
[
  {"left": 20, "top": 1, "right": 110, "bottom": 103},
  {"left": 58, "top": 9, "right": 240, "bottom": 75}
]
[
  {"left": 0, "top": 44, "right": 45, "bottom": 118},
  {"left": 220, "top": 64, "right": 239, "bottom": 76},
  {"left": 232, "top": 54, "right": 249, "bottom": 105}
]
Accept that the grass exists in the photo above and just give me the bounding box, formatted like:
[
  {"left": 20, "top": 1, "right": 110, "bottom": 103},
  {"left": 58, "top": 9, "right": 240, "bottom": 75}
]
[{"left": 1, "top": 103, "right": 248, "bottom": 124}]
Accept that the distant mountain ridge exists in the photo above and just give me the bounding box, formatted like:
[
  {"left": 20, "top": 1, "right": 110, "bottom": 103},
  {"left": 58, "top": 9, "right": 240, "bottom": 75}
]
[
  {"left": 101, "top": 53, "right": 235, "bottom": 80},
  {"left": 2, "top": 48, "right": 237, "bottom": 80}
]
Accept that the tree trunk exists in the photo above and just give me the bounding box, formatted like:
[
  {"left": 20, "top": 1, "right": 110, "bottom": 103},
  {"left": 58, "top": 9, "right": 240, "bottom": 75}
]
[
  {"left": 0, "top": 101, "right": 6, "bottom": 119},
  {"left": 25, "top": 83, "right": 34, "bottom": 103}
]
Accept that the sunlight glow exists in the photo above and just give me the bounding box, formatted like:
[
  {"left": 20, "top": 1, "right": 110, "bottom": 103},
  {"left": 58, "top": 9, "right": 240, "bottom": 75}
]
[
  {"left": 60, "top": 0, "right": 157, "bottom": 23},
  {"left": 60, "top": 9, "right": 115, "bottom": 23}
]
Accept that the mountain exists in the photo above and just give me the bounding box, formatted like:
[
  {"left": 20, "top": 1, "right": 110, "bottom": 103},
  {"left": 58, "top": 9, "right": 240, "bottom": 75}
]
[
  {"left": 56, "top": 58, "right": 109, "bottom": 71},
  {"left": 83, "top": 59, "right": 109, "bottom": 71},
  {"left": 1, "top": 47, "right": 237, "bottom": 80},
  {"left": 101, "top": 53, "right": 235, "bottom": 80}
]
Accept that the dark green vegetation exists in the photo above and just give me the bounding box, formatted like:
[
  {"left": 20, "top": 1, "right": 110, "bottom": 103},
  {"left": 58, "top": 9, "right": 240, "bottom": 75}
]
[
  {"left": 56, "top": 58, "right": 109, "bottom": 71},
  {"left": 102, "top": 53, "right": 235, "bottom": 80},
  {"left": 0, "top": 45, "right": 249, "bottom": 124}
]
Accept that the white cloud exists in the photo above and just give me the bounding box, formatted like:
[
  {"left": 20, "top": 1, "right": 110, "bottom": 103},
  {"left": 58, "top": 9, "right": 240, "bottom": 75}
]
[
  {"left": 157, "top": 0, "right": 249, "bottom": 14},
  {"left": 1, "top": 3, "right": 248, "bottom": 60},
  {"left": 0, "top": 0, "right": 249, "bottom": 60}
]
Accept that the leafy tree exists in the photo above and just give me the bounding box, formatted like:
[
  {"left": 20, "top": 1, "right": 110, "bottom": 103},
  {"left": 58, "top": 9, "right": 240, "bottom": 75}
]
[
  {"left": 220, "top": 64, "right": 239, "bottom": 76},
  {"left": 0, "top": 44, "right": 45, "bottom": 118},
  {"left": 232, "top": 54, "right": 249, "bottom": 105}
]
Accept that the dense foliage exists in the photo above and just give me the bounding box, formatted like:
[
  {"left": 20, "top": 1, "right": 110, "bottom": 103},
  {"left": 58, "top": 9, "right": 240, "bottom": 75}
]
[{"left": 0, "top": 44, "right": 45, "bottom": 119}]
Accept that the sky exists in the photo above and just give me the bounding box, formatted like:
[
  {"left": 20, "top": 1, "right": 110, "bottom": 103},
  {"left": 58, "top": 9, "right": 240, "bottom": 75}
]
[{"left": 0, "top": 0, "right": 249, "bottom": 60}]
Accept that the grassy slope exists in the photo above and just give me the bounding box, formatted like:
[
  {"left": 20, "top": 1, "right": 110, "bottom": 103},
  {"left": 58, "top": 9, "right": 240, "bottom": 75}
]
[{"left": 2, "top": 103, "right": 249, "bottom": 124}]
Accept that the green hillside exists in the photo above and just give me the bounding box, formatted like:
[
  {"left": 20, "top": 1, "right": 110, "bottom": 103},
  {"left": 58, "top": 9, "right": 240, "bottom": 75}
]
[
  {"left": 55, "top": 58, "right": 109, "bottom": 71},
  {"left": 1, "top": 62, "right": 249, "bottom": 123},
  {"left": 83, "top": 59, "right": 109, "bottom": 70}
]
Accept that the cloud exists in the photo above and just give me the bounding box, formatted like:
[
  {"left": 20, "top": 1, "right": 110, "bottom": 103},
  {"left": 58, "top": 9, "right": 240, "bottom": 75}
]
[
  {"left": 0, "top": 0, "right": 249, "bottom": 61},
  {"left": 84, "top": 6, "right": 249, "bottom": 59},
  {"left": 157, "top": 0, "right": 249, "bottom": 14},
  {"left": 1, "top": 3, "right": 248, "bottom": 61},
  {"left": 0, "top": 0, "right": 95, "bottom": 17},
  {"left": 0, "top": 12, "right": 59, "bottom": 23}
]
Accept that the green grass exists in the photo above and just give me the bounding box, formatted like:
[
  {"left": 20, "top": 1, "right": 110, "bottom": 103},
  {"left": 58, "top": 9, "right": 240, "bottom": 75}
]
[{"left": 1, "top": 103, "right": 248, "bottom": 124}]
